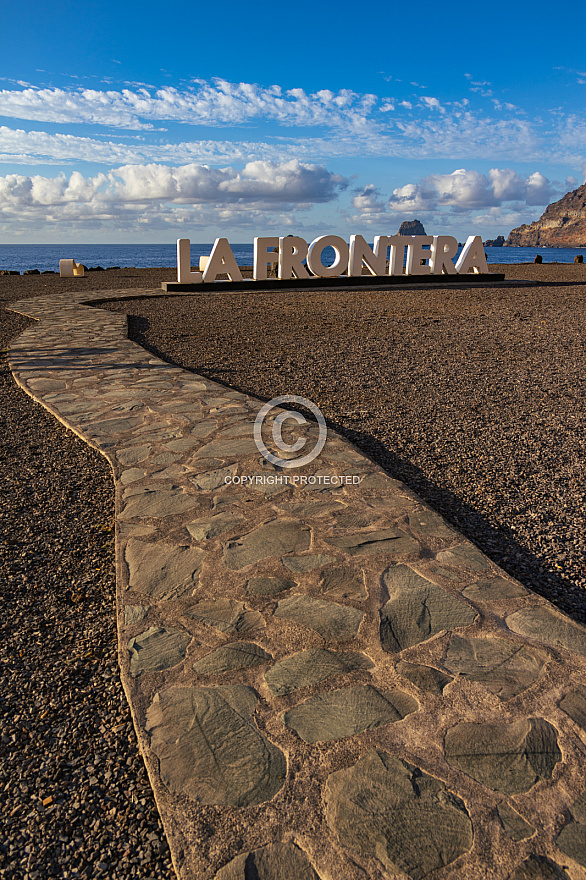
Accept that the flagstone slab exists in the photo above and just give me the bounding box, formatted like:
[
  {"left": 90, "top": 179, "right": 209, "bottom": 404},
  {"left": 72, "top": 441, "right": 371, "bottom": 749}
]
[
  {"left": 223, "top": 520, "right": 311, "bottom": 570},
  {"left": 186, "top": 512, "right": 245, "bottom": 541},
  {"left": 559, "top": 684, "right": 586, "bottom": 731},
  {"left": 443, "top": 635, "right": 547, "bottom": 701},
  {"left": 275, "top": 498, "right": 344, "bottom": 518},
  {"left": 191, "top": 436, "right": 260, "bottom": 459},
  {"left": 193, "top": 642, "right": 273, "bottom": 675},
  {"left": 283, "top": 685, "right": 418, "bottom": 742},
  {"left": 444, "top": 718, "right": 561, "bottom": 794},
  {"left": 91, "top": 415, "right": 146, "bottom": 434},
  {"left": 507, "top": 855, "right": 571, "bottom": 879},
  {"left": 246, "top": 576, "right": 296, "bottom": 597},
  {"left": 408, "top": 509, "right": 456, "bottom": 537},
  {"left": 124, "top": 604, "right": 149, "bottom": 626},
  {"left": 507, "top": 606, "right": 586, "bottom": 657},
  {"left": 281, "top": 553, "right": 335, "bottom": 573},
  {"left": 318, "top": 566, "right": 367, "bottom": 601},
  {"left": 274, "top": 595, "right": 363, "bottom": 641},
  {"left": 185, "top": 599, "right": 265, "bottom": 634},
  {"left": 326, "top": 528, "right": 420, "bottom": 557},
  {"left": 120, "top": 486, "right": 197, "bottom": 519},
  {"left": 497, "top": 803, "right": 535, "bottom": 841},
  {"left": 555, "top": 789, "right": 586, "bottom": 868},
  {"left": 380, "top": 565, "right": 477, "bottom": 652},
  {"left": 214, "top": 842, "right": 320, "bottom": 880},
  {"left": 265, "top": 649, "right": 373, "bottom": 696},
  {"left": 463, "top": 576, "right": 529, "bottom": 602},
  {"left": 128, "top": 626, "right": 192, "bottom": 676},
  {"left": 125, "top": 539, "right": 206, "bottom": 600},
  {"left": 145, "top": 685, "right": 286, "bottom": 807},
  {"left": 190, "top": 464, "right": 236, "bottom": 491},
  {"left": 396, "top": 660, "right": 453, "bottom": 695},
  {"left": 115, "top": 444, "right": 152, "bottom": 465},
  {"left": 436, "top": 543, "right": 492, "bottom": 571},
  {"left": 325, "top": 749, "right": 473, "bottom": 880}
]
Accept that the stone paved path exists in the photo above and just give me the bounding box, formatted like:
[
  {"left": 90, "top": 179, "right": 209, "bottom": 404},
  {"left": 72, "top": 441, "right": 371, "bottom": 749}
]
[{"left": 7, "top": 288, "right": 586, "bottom": 880}]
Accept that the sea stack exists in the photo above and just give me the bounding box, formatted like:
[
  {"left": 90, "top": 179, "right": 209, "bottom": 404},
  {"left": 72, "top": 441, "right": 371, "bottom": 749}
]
[
  {"left": 506, "top": 184, "right": 586, "bottom": 246},
  {"left": 398, "top": 219, "right": 427, "bottom": 236}
]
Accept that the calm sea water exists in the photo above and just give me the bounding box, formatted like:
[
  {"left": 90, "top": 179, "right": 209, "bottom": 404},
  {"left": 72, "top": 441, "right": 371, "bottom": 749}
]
[{"left": 2, "top": 243, "right": 586, "bottom": 274}]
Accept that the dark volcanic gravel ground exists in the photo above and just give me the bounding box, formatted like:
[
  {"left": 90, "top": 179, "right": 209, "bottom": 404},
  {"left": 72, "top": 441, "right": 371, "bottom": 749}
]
[
  {"left": 1, "top": 263, "right": 585, "bottom": 879},
  {"left": 99, "top": 264, "right": 586, "bottom": 624},
  {"left": 0, "top": 270, "right": 175, "bottom": 880}
]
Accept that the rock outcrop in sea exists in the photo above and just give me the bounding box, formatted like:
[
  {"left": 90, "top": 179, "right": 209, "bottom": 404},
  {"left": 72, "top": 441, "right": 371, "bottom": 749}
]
[
  {"left": 506, "top": 184, "right": 586, "bottom": 246},
  {"left": 398, "top": 219, "right": 426, "bottom": 236},
  {"left": 484, "top": 235, "right": 505, "bottom": 247}
]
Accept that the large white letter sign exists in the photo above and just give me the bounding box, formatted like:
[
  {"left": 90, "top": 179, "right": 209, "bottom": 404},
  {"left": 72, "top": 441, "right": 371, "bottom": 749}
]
[
  {"left": 177, "top": 239, "right": 202, "bottom": 283},
  {"left": 388, "top": 235, "right": 412, "bottom": 275},
  {"left": 174, "top": 231, "right": 493, "bottom": 286},
  {"left": 307, "top": 235, "right": 349, "bottom": 278},
  {"left": 202, "top": 238, "right": 243, "bottom": 283},
  {"left": 406, "top": 236, "right": 434, "bottom": 276},
  {"left": 348, "top": 235, "right": 389, "bottom": 277},
  {"left": 455, "top": 235, "right": 489, "bottom": 274},
  {"left": 279, "top": 236, "right": 310, "bottom": 279},
  {"left": 429, "top": 236, "right": 458, "bottom": 274},
  {"left": 253, "top": 237, "right": 280, "bottom": 281}
]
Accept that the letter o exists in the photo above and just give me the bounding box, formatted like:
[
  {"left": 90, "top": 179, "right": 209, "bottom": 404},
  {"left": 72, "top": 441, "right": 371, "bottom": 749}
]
[{"left": 307, "top": 235, "right": 349, "bottom": 278}]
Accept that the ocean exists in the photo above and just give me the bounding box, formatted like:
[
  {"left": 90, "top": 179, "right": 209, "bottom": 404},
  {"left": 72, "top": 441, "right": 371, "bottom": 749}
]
[{"left": 2, "top": 243, "right": 586, "bottom": 274}]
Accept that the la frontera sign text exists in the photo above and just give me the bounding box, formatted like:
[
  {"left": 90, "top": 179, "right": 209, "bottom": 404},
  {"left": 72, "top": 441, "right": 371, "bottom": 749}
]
[{"left": 176, "top": 234, "right": 489, "bottom": 284}]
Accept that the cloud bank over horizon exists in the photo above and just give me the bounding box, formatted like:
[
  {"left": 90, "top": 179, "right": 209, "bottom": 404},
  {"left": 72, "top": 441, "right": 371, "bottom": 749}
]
[{"left": 0, "top": 74, "right": 584, "bottom": 240}]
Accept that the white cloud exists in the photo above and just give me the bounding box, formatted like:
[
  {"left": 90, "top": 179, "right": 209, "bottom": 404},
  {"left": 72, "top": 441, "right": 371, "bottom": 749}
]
[
  {"left": 0, "top": 81, "right": 379, "bottom": 132},
  {"left": 386, "top": 183, "right": 431, "bottom": 214},
  {"left": 420, "top": 96, "right": 445, "bottom": 113},
  {"left": 386, "top": 168, "right": 557, "bottom": 213},
  {"left": 0, "top": 160, "right": 348, "bottom": 228},
  {"left": 351, "top": 184, "right": 387, "bottom": 217},
  {"left": 1, "top": 79, "right": 586, "bottom": 169}
]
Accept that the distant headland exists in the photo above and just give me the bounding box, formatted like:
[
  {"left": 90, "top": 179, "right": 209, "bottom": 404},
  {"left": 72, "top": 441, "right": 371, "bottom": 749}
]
[{"left": 503, "top": 183, "right": 586, "bottom": 247}]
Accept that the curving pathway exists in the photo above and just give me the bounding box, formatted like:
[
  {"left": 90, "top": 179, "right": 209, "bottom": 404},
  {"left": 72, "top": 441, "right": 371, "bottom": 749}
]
[{"left": 7, "top": 288, "right": 586, "bottom": 880}]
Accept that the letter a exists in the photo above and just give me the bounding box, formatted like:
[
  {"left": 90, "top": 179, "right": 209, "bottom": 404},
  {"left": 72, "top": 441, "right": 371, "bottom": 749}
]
[
  {"left": 202, "top": 238, "right": 243, "bottom": 282},
  {"left": 455, "top": 236, "right": 489, "bottom": 274}
]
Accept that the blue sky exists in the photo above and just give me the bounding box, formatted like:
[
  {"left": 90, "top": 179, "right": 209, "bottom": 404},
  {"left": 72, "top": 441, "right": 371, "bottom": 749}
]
[{"left": 1, "top": 0, "right": 585, "bottom": 243}]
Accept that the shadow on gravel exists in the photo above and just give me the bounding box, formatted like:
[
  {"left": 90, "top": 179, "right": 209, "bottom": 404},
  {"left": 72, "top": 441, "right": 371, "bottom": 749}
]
[{"left": 124, "top": 317, "right": 584, "bottom": 628}]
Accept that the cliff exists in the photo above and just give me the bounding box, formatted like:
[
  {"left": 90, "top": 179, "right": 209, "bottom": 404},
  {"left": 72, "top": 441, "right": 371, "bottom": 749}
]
[{"left": 506, "top": 184, "right": 586, "bottom": 246}]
